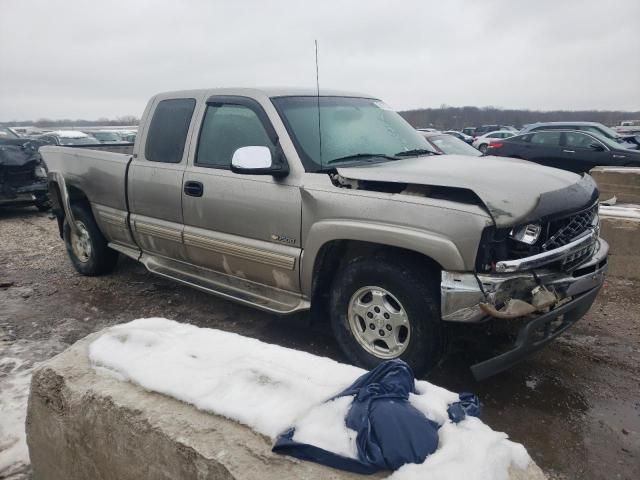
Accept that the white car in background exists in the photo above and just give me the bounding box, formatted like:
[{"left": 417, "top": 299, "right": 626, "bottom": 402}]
[
  {"left": 472, "top": 130, "right": 516, "bottom": 153},
  {"left": 35, "top": 130, "right": 100, "bottom": 146}
]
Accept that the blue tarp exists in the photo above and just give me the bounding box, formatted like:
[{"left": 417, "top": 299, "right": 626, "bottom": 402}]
[{"left": 273, "top": 359, "right": 480, "bottom": 474}]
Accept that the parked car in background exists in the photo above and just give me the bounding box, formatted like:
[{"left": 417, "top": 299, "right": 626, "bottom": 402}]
[
  {"left": 487, "top": 129, "right": 640, "bottom": 173},
  {"left": 473, "top": 125, "right": 517, "bottom": 138},
  {"left": 462, "top": 127, "right": 476, "bottom": 136},
  {"left": 117, "top": 130, "right": 137, "bottom": 143},
  {"left": 83, "top": 130, "right": 128, "bottom": 144},
  {"left": 41, "top": 87, "right": 609, "bottom": 380},
  {"left": 472, "top": 130, "right": 516, "bottom": 153},
  {"left": 36, "top": 131, "right": 100, "bottom": 146},
  {"left": 519, "top": 121, "right": 639, "bottom": 149},
  {"left": 416, "top": 127, "right": 439, "bottom": 133},
  {"left": 421, "top": 132, "right": 482, "bottom": 156},
  {"left": 0, "top": 132, "right": 49, "bottom": 210},
  {"left": 0, "top": 127, "right": 20, "bottom": 139},
  {"left": 444, "top": 130, "right": 474, "bottom": 144}
]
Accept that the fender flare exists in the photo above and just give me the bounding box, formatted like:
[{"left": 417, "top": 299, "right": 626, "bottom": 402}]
[
  {"left": 301, "top": 220, "right": 466, "bottom": 295},
  {"left": 48, "top": 172, "right": 81, "bottom": 235}
]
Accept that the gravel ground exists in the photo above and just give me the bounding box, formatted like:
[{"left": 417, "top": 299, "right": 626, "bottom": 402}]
[{"left": 1, "top": 208, "right": 638, "bottom": 480}]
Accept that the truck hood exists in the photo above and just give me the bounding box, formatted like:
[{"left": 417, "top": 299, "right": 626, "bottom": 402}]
[{"left": 337, "top": 155, "right": 598, "bottom": 228}]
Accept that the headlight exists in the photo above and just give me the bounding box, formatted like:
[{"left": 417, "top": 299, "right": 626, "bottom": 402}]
[
  {"left": 510, "top": 223, "right": 542, "bottom": 245},
  {"left": 34, "top": 166, "right": 47, "bottom": 178}
]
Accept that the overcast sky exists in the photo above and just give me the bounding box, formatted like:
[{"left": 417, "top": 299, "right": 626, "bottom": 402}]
[{"left": 1, "top": 0, "right": 639, "bottom": 121}]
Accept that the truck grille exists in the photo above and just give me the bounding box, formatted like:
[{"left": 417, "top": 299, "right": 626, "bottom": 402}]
[{"left": 542, "top": 204, "right": 598, "bottom": 252}]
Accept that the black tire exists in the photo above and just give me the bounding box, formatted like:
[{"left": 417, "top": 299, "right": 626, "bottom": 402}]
[
  {"left": 63, "top": 203, "right": 118, "bottom": 276},
  {"left": 329, "top": 255, "right": 444, "bottom": 376},
  {"left": 478, "top": 143, "right": 488, "bottom": 154}
]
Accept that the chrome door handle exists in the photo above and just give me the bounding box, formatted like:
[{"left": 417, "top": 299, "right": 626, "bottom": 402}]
[
  {"left": 562, "top": 150, "right": 575, "bottom": 153},
  {"left": 613, "top": 154, "right": 626, "bottom": 159}
]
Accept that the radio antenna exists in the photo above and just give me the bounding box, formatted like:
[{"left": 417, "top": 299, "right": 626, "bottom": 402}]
[{"left": 315, "top": 40, "right": 323, "bottom": 166}]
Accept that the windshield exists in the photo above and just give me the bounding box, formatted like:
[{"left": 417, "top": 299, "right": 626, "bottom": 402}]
[
  {"left": 92, "top": 132, "right": 121, "bottom": 142},
  {"left": 272, "top": 96, "right": 435, "bottom": 171},
  {"left": 0, "top": 127, "right": 19, "bottom": 138},
  {"left": 589, "top": 124, "right": 620, "bottom": 139},
  {"left": 427, "top": 134, "right": 482, "bottom": 156}
]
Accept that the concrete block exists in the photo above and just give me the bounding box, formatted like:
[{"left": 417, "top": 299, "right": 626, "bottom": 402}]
[
  {"left": 590, "top": 167, "right": 640, "bottom": 203},
  {"left": 600, "top": 215, "right": 640, "bottom": 280},
  {"left": 26, "top": 332, "right": 547, "bottom": 480}
]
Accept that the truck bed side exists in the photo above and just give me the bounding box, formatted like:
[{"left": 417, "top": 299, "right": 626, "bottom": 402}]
[{"left": 41, "top": 145, "right": 136, "bottom": 250}]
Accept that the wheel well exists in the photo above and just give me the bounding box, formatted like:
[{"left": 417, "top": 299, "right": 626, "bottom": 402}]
[
  {"left": 48, "top": 182, "right": 91, "bottom": 238},
  {"left": 309, "top": 240, "right": 442, "bottom": 322}
]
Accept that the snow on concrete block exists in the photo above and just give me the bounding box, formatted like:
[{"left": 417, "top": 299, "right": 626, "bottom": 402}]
[
  {"left": 26, "top": 326, "right": 547, "bottom": 480},
  {"left": 590, "top": 167, "right": 640, "bottom": 204}
]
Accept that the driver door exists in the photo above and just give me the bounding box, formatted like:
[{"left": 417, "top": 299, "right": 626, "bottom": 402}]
[{"left": 182, "top": 97, "right": 302, "bottom": 293}]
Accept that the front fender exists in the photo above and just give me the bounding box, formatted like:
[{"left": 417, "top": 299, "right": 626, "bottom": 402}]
[{"left": 301, "top": 219, "right": 466, "bottom": 295}]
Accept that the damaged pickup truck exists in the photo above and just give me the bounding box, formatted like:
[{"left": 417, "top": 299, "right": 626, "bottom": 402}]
[
  {"left": 0, "top": 127, "right": 49, "bottom": 210},
  {"left": 41, "top": 89, "right": 608, "bottom": 379}
]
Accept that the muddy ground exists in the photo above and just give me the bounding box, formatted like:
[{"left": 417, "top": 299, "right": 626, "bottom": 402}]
[{"left": 1, "top": 208, "right": 638, "bottom": 480}]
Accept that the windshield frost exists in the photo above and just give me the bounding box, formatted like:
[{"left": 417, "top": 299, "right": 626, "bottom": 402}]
[{"left": 272, "top": 96, "right": 434, "bottom": 171}]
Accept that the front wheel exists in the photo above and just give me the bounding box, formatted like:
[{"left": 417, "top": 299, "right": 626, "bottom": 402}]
[
  {"left": 329, "top": 256, "right": 444, "bottom": 376},
  {"left": 63, "top": 204, "right": 119, "bottom": 276},
  {"left": 478, "top": 143, "right": 488, "bottom": 154}
]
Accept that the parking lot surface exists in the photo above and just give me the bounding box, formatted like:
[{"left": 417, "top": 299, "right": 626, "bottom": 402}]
[{"left": 1, "top": 208, "right": 638, "bottom": 480}]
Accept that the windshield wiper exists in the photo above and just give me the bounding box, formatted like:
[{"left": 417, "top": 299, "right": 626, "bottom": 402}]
[
  {"left": 394, "top": 148, "right": 440, "bottom": 157},
  {"left": 325, "top": 153, "right": 398, "bottom": 165}
]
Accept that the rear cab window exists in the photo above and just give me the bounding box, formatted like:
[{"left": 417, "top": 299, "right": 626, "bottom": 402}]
[{"left": 145, "top": 98, "right": 197, "bottom": 163}]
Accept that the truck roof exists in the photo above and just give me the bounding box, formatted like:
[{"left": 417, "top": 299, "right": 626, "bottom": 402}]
[{"left": 154, "top": 87, "right": 377, "bottom": 100}]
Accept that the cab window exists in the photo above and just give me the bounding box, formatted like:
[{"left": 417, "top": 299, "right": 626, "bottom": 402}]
[
  {"left": 196, "top": 104, "right": 275, "bottom": 168},
  {"left": 145, "top": 98, "right": 196, "bottom": 163}
]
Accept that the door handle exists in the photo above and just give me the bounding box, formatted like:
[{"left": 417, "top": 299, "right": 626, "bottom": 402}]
[
  {"left": 184, "top": 181, "right": 203, "bottom": 197},
  {"left": 612, "top": 154, "right": 626, "bottom": 159},
  {"left": 562, "top": 149, "right": 575, "bottom": 153}
]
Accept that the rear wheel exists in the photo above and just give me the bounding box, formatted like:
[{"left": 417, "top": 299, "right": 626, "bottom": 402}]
[
  {"left": 329, "top": 256, "right": 444, "bottom": 376},
  {"left": 63, "top": 204, "right": 118, "bottom": 276}
]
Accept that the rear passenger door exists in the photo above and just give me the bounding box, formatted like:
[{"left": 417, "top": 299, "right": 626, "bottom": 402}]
[
  {"left": 527, "top": 131, "right": 564, "bottom": 168},
  {"left": 128, "top": 96, "right": 198, "bottom": 262},
  {"left": 181, "top": 96, "right": 302, "bottom": 293}
]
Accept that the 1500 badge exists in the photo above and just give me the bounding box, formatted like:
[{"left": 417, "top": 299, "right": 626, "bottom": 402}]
[{"left": 271, "top": 234, "right": 296, "bottom": 245}]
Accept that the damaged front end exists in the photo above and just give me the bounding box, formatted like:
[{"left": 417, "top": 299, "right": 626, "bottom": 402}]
[
  {"left": 441, "top": 200, "right": 608, "bottom": 379},
  {"left": 0, "top": 138, "right": 49, "bottom": 209}
]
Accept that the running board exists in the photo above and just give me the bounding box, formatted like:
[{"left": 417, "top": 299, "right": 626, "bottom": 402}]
[
  {"left": 108, "top": 242, "right": 141, "bottom": 261},
  {"left": 140, "top": 254, "right": 310, "bottom": 315}
]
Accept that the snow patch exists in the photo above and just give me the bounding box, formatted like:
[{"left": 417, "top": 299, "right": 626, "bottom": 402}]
[
  {"left": 0, "top": 338, "right": 65, "bottom": 477},
  {"left": 49, "top": 130, "right": 89, "bottom": 138},
  {"left": 89, "top": 318, "right": 532, "bottom": 480},
  {"left": 599, "top": 204, "right": 640, "bottom": 220}
]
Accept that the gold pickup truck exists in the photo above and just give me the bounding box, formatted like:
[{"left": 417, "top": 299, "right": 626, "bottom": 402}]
[{"left": 41, "top": 88, "right": 608, "bottom": 379}]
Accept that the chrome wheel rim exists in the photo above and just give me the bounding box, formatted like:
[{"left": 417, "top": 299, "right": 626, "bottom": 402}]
[
  {"left": 347, "top": 286, "right": 411, "bottom": 359},
  {"left": 70, "top": 221, "right": 92, "bottom": 263}
]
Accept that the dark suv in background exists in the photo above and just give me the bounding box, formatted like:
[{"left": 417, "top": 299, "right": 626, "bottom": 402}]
[
  {"left": 520, "top": 121, "right": 640, "bottom": 149},
  {"left": 488, "top": 129, "right": 640, "bottom": 173}
]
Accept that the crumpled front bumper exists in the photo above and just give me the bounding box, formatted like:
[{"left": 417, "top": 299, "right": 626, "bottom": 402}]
[
  {"left": 440, "top": 238, "right": 608, "bottom": 379},
  {"left": 0, "top": 179, "right": 48, "bottom": 206}
]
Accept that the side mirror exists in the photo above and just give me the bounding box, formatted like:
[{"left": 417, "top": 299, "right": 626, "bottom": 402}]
[
  {"left": 230, "top": 146, "right": 288, "bottom": 177},
  {"left": 589, "top": 143, "right": 605, "bottom": 152}
]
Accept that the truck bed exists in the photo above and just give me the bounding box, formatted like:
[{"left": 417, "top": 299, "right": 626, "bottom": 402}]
[
  {"left": 41, "top": 145, "right": 132, "bottom": 213},
  {"left": 64, "top": 143, "right": 134, "bottom": 155}
]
